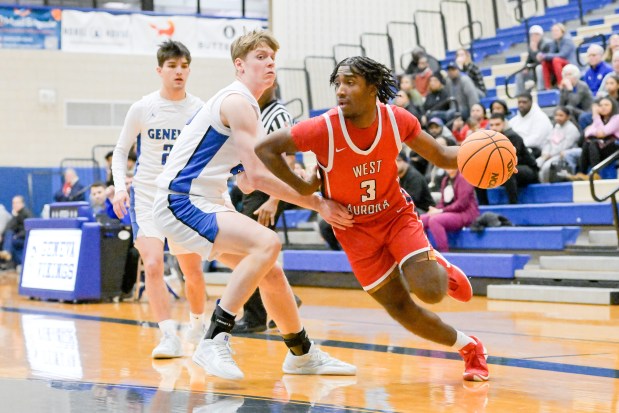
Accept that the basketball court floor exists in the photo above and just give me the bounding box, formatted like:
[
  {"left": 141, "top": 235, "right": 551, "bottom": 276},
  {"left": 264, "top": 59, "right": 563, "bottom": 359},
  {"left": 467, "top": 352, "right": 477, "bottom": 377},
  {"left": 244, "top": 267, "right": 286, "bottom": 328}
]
[{"left": 1, "top": 270, "right": 618, "bottom": 412}]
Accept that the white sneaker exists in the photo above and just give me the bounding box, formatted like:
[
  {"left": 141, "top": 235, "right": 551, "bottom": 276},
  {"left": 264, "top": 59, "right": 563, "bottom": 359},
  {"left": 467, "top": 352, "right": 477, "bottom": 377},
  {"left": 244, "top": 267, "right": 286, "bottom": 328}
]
[
  {"left": 282, "top": 375, "right": 357, "bottom": 404},
  {"left": 192, "top": 332, "right": 244, "bottom": 380},
  {"left": 152, "top": 334, "right": 183, "bottom": 359},
  {"left": 193, "top": 397, "right": 245, "bottom": 413},
  {"left": 184, "top": 325, "right": 205, "bottom": 347},
  {"left": 282, "top": 342, "right": 357, "bottom": 375}
]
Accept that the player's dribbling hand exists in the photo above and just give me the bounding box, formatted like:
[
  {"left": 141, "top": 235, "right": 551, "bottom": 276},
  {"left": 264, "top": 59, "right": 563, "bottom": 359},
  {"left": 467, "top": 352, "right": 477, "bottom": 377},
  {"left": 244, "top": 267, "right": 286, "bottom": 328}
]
[
  {"left": 112, "top": 190, "right": 130, "bottom": 219},
  {"left": 317, "top": 197, "right": 354, "bottom": 230}
]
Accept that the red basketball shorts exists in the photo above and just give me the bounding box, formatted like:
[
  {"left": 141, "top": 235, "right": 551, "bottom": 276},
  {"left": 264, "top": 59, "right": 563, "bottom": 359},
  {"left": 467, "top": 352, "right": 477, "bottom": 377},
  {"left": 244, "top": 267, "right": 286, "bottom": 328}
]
[{"left": 334, "top": 207, "right": 433, "bottom": 293}]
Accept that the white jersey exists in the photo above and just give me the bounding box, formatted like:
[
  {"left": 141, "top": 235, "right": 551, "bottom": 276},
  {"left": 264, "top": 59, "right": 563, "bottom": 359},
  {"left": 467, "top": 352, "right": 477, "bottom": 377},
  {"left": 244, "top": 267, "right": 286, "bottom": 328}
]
[
  {"left": 156, "top": 81, "right": 260, "bottom": 201},
  {"left": 112, "top": 90, "right": 204, "bottom": 192}
]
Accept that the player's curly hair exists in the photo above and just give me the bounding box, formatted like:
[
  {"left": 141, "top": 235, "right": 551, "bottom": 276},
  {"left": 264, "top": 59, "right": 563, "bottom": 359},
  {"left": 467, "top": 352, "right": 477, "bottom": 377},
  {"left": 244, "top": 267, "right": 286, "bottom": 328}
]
[{"left": 329, "top": 56, "right": 397, "bottom": 103}]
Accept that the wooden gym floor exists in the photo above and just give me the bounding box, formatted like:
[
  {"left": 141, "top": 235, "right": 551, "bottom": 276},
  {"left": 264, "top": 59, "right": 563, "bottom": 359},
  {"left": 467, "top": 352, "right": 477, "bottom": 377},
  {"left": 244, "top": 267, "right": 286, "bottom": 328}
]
[{"left": 0, "top": 270, "right": 618, "bottom": 413}]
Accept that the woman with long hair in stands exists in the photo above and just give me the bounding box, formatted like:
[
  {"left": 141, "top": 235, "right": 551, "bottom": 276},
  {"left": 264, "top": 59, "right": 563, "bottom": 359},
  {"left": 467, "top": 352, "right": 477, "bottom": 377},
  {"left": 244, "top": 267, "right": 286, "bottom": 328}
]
[{"left": 579, "top": 96, "right": 619, "bottom": 175}]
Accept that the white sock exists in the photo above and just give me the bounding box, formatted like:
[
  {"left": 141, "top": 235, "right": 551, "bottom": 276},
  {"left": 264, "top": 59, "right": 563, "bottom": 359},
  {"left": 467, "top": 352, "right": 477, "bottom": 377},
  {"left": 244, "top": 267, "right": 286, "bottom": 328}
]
[
  {"left": 454, "top": 330, "right": 475, "bottom": 350},
  {"left": 189, "top": 312, "right": 204, "bottom": 329},
  {"left": 158, "top": 319, "right": 177, "bottom": 336}
]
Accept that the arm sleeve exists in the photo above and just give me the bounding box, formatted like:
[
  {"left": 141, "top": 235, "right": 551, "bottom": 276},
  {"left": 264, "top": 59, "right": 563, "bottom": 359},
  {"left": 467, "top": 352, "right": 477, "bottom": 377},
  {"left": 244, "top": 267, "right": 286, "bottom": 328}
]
[{"left": 112, "top": 102, "right": 142, "bottom": 192}]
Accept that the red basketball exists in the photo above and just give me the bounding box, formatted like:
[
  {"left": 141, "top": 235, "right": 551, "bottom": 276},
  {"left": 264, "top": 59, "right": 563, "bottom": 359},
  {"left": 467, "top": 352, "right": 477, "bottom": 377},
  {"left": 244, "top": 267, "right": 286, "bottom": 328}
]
[{"left": 457, "top": 130, "right": 517, "bottom": 189}]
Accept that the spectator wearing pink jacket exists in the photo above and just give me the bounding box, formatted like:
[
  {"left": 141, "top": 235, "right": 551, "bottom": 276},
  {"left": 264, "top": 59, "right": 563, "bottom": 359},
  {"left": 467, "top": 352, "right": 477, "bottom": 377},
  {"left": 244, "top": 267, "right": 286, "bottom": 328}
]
[{"left": 580, "top": 96, "right": 619, "bottom": 173}]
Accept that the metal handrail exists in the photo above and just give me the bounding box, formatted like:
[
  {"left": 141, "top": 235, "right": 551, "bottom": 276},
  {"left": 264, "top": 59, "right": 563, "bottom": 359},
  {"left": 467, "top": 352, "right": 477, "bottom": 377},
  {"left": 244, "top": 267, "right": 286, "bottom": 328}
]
[
  {"left": 332, "top": 43, "right": 366, "bottom": 61},
  {"left": 504, "top": 63, "right": 537, "bottom": 99},
  {"left": 576, "top": 34, "right": 608, "bottom": 67},
  {"left": 441, "top": 0, "right": 475, "bottom": 51},
  {"left": 360, "top": 32, "right": 396, "bottom": 71},
  {"left": 589, "top": 148, "right": 619, "bottom": 250},
  {"left": 413, "top": 10, "right": 448, "bottom": 53},
  {"left": 277, "top": 67, "right": 312, "bottom": 111},
  {"left": 458, "top": 20, "right": 483, "bottom": 49},
  {"left": 283, "top": 98, "right": 305, "bottom": 122}
]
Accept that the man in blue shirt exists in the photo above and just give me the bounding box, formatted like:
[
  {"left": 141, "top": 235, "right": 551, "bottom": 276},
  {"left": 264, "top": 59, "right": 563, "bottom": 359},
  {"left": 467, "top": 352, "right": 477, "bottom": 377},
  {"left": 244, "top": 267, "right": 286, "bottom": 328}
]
[{"left": 583, "top": 44, "right": 612, "bottom": 95}]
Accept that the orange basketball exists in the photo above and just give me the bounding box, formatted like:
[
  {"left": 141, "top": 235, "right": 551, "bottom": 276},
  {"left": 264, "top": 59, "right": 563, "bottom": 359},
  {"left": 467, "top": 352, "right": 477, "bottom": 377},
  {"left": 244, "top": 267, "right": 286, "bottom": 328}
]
[{"left": 457, "top": 130, "right": 517, "bottom": 189}]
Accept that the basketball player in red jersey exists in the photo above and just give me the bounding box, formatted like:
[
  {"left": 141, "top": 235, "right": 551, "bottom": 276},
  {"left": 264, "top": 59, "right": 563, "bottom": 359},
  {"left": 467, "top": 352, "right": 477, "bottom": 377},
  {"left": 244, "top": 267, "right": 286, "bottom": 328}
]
[{"left": 256, "top": 56, "right": 489, "bottom": 382}]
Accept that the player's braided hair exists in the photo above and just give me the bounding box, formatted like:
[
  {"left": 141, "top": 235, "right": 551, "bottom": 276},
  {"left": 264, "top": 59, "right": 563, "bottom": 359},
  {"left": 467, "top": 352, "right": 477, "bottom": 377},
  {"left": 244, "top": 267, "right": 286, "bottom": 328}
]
[{"left": 329, "top": 56, "right": 397, "bottom": 103}]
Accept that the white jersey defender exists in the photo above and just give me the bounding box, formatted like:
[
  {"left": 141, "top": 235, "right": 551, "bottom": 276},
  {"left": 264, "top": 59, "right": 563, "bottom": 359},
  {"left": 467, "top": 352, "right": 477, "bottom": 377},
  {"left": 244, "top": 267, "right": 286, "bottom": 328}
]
[
  {"left": 112, "top": 90, "right": 203, "bottom": 239},
  {"left": 154, "top": 81, "right": 260, "bottom": 258}
]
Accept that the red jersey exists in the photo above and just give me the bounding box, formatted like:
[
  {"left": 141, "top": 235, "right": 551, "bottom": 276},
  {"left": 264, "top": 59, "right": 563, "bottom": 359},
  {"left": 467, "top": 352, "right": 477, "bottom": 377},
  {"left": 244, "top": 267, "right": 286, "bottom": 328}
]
[{"left": 292, "top": 103, "right": 421, "bottom": 224}]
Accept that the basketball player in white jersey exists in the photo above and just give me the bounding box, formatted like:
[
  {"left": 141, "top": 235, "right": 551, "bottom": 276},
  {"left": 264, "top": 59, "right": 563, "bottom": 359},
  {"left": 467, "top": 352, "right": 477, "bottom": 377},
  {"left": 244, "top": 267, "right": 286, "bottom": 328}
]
[
  {"left": 112, "top": 40, "right": 207, "bottom": 359},
  {"left": 153, "top": 30, "right": 356, "bottom": 380}
]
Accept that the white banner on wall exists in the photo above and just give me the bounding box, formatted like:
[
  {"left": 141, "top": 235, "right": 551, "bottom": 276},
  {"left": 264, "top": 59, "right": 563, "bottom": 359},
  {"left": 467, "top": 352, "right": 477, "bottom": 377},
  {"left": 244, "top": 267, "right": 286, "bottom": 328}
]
[
  {"left": 61, "top": 10, "right": 132, "bottom": 54},
  {"left": 60, "top": 10, "right": 265, "bottom": 58},
  {"left": 130, "top": 14, "right": 198, "bottom": 56},
  {"left": 194, "top": 18, "right": 265, "bottom": 58},
  {"left": 21, "top": 229, "right": 82, "bottom": 292}
]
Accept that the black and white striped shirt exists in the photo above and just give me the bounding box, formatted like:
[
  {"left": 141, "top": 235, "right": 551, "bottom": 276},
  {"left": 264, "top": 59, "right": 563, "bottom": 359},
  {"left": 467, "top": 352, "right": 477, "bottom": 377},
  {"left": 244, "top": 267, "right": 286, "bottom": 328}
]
[{"left": 261, "top": 99, "right": 293, "bottom": 134}]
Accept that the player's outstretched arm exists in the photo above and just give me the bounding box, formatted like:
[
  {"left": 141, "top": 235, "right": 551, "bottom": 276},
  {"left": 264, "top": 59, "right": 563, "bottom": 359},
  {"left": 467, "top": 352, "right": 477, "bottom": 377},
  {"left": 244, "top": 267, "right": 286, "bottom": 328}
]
[
  {"left": 254, "top": 128, "right": 319, "bottom": 196},
  {"left": 111, "top": 102, "right": 141, "bottom": 218},
  {"left": 223, "top": 96, "right": 353, "bottom": 229},
  {"left": 406, "top": 129, "right": 459, "bottom": 170}
]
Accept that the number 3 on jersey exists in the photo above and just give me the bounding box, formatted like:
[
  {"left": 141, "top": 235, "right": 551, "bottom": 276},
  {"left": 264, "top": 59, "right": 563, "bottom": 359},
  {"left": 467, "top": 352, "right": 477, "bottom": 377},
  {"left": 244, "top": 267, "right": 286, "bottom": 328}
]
[
  {"left": 361, "top": 179, "right": 376, "bottom": 202},
  {"left": 161, "top": 144, "right": 173, "bottom": 165}
]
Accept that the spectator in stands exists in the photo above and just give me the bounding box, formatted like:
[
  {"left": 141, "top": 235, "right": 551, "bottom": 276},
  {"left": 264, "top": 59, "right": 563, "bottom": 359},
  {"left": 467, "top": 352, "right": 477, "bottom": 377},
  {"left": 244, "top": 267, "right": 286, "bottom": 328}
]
[
  {"left": 599, "top": 73, "right": 619, "bottom": 101},
  {"left": 405, "top": 45, "right": 441, "bottom": 76},
  {"left": 537, "top": 23, "right": 576, "bottom": 89},
  {"left": 413, "top": 56, "right": 434, "bottom": 96},
  {"left": 54, "top": 168, "right": 86, "bottom": 202},
  {"left": 0, "top": 205, "right": 11, "bottom": 248},
  {"left": 105, "top": 150, "right": 114, "bottom": 186},
  {"left": 89, "top": 181, "right": 108, "bottom": 216},
  {"left": 420, "top": 169, "right": 479, "bottom": 252},
  {"left": 397, "top": 150, "right": 435, "bottom": 215},
  {"left": 537, "top": 106, "right": 581, "bottom": 182},
  {"left": 445, "top": 61, "right": 480, "bottom": 121},
  {"left": 490, "top": 99, "right": 512, "bottom": 119},
  {"left": 579, "top": 96, "right": 619, "bottom": 174},
  {"left": 516, "top": 25, "right": 550, "bottom": 94},
  {"left": 393, "top": 88, "right": 423, "bottom": 119},
  {"left": 583, "top": 44, "right": 612, "bottom": 95},
  {"left": 0, "top": 195, "right": 32, "bottom": 271},
  {"left": 423, "top": 75, "right": 454, "bottom": 124},
  {"left": 451, "top": 103, "right": 488, "bottom": 144},
  {"left": 603, "top": 34, "right": 619, "bottom": 63},
  {"left": 597, "top": 51, "right": 619, "bottom": 97},
  {"left": 427, "top": 117, "right": 456, "bottom": 144},
  {"left": 559, "top": 63, "right": 593, "bottom": 130},
  {"left": 477, "top": 113, "right": 539, "bottom": 204},
  {"left": 509, "top": 92, "right": 553, "bottom": 158},
  {"left": 456, "top": 48, "right": 486, "bottom": 98}
]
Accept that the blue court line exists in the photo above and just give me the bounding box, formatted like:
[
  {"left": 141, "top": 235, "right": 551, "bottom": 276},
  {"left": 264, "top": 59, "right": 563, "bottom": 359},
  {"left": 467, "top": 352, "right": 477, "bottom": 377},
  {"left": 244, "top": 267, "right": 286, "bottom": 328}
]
[{"left": 3, "top": 305, "right": 619, "bottom": 380}]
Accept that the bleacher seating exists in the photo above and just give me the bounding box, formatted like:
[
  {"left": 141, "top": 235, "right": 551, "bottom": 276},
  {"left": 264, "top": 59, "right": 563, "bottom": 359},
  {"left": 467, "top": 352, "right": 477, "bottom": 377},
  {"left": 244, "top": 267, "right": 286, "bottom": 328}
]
[
  {"left": 479, "top": 202, "right": 614, "bottom": 226},
  {"left": 282, "top": 250, "right": 530, "bottom": 279},
  {"left": 445, "top": 226, "right": 580, "bottom": 250}
]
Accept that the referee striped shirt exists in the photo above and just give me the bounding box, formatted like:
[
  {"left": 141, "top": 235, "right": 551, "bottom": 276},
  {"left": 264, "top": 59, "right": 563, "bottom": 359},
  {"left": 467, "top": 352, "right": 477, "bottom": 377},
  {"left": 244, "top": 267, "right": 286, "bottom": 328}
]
[{"left": 261, "top": 99, "right": 293, "bottom": 133}]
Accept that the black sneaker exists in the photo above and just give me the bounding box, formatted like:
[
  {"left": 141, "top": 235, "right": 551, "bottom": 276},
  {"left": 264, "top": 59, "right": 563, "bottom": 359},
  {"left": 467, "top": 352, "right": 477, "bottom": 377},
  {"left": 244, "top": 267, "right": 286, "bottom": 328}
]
[{"left": 231, "top": 320, "right": 267, "bottom": 334}]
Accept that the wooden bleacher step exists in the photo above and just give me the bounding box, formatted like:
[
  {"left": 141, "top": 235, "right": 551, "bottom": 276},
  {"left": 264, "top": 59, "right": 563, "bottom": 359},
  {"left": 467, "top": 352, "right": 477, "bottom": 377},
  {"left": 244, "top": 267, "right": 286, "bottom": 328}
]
[{"left": 487, "top": 285, "right": 619, "bottom": 305}]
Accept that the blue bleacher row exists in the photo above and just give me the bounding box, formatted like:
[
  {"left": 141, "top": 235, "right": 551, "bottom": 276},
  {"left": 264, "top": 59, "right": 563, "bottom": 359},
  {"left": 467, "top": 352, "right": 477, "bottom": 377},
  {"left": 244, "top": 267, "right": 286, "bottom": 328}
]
[
  {"left": 443, "top": 0, "right": 614, "bottom": 65},
  {"left": 278, "top": 178, "right": 616, "bottom": 280}
]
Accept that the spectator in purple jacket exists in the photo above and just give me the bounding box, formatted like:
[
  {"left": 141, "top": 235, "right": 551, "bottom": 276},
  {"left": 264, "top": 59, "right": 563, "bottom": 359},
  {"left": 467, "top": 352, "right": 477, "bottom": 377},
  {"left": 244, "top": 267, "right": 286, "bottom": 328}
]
[{"left": 420, "top": 169, "right": 479, "bottom": 252}]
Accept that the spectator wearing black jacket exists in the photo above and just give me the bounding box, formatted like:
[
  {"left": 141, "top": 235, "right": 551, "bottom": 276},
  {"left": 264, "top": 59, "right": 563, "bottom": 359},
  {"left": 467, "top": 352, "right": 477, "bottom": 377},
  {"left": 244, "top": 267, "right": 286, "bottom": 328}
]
[
  {"left": 0, "top": 195, "right": 33, "bottom": 270},
  {"left": 397, "top": 151, "right": 435, "bottom": 215},
  {"left": 476, "top": 113, "right": 539, "bottom": 205},
  {"left": 423, "top": 75, "right": 454, "bottom": 125}
]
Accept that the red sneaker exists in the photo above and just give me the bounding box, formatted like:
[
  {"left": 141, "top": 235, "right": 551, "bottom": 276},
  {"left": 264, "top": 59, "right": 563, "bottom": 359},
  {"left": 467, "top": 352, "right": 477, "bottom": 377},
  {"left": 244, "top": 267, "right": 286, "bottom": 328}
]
[
  {"left": 434, "top": 250, "right": 473, "bottom": 302},
  {"left": 459, "top": 336, "right": 489, "bottom": 382}
]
